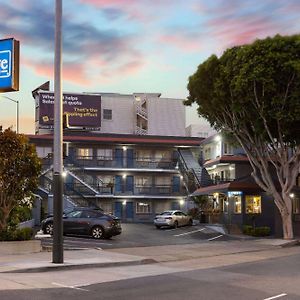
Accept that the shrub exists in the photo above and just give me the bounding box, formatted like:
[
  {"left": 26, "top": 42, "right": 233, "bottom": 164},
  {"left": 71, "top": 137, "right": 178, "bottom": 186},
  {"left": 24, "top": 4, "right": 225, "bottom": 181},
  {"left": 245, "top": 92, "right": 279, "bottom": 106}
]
[
  {"left": 187, "top": 207, "right": 199, "bottom": 219},
  {"left": 0, "top": 227, "right": 33, "bottom": 241},
  {"left": 243, "top": 225, "right": 271, "bottom": 237}
]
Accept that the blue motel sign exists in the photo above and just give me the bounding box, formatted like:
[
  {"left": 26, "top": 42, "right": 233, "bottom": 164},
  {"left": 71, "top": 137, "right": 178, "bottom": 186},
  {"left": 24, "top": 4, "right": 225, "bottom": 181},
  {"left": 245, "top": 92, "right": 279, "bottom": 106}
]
[{"left": 0, "top": 38, "right": 19, "bottom": 92}]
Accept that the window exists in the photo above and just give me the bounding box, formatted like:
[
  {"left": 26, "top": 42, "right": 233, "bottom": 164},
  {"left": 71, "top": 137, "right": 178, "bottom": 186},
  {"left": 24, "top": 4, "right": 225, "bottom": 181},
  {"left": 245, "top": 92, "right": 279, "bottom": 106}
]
[
  {"left": 154, "top": 150, "right": 171, "bottom": 161},
  {"left": 36, "top": 146, "right": 52, "bottom": 158},
  {"left": 66, "top": 211, "right": 82, "bottom": 218},
  {"left": 81, "top": 210, "right": 103, "bottom": 218},
  {"left": 136, "top": 202, "right": 151, "bottom": 214},
  {"left": 155, "top": 176, "right": 171, "bottom": 185},
  {"left": 103, "top": 109, "right": 112, "bottom": 120},
  {"left": 100, "top": 202, "right": 113, "bottom": 215},
  {"left": 97, "top": 148, "right": 113, "bottom": 160},
  {"left": 223, "top": 143, "right": 233, "bottom": 155},
  {"left": 97, "top": 175, "right": 113, "bottom": 186},
  {"left": 233, "top": 195, "right": 242, "bottom": 214},
  {"left": 245, "top": 195, "right": 261, "bottom": 214},
  {"left": 136, "top": 149, "right": 152, "bottom": 161},
  {"left": 293, "top": 197, "right": 300, "bottom": 214},
  {"left": 223, "top": 199, "right": 228, "bottom": 213},
  {"left": 135, "top": 176, "right": 151, "bottom": 186},
  {"left": 77, "top": 148, "right": 93, "bottom": 159}
]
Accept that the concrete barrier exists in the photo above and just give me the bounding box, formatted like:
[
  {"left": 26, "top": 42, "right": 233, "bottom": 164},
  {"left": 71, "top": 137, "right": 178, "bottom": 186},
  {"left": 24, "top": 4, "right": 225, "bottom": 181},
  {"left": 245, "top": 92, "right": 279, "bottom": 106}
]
[
  {"left": 18, "top": 219, "right": 35, "bottom": 229},
  {"left": 0, "top": 240, "right": 41, "bottom": 255}
]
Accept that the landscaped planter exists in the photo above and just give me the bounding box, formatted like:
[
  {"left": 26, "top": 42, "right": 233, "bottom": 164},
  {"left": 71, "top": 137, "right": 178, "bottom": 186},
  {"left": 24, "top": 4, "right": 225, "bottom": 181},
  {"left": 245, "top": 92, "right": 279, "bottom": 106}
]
[{"left": 0, "top": 240, "right": 41, "bottom": 255}]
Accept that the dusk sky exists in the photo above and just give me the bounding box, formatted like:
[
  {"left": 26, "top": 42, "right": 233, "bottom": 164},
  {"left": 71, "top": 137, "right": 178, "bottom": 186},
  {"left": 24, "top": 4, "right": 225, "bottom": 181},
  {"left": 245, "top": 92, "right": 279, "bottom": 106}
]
[{"left": 0, "top": 0, "right": 300, "bottom": 133}]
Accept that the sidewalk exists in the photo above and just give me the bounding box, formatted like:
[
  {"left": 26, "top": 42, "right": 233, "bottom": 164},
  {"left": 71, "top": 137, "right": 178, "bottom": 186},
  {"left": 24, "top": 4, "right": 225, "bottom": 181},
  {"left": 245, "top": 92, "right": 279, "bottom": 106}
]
[{"left": 0, "top": 238, "right": 298, "bottom": 273}]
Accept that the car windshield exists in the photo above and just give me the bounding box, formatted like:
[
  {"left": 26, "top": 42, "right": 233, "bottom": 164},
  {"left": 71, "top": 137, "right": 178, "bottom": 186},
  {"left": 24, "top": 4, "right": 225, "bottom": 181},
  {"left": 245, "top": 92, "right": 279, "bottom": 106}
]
[{"left": 160, "top": 211, "right": 173, "bottom": 215}]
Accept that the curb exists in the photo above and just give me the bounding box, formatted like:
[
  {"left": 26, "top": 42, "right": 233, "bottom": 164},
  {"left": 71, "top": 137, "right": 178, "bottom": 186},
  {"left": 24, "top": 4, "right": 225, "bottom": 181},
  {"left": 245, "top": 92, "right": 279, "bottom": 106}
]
[
  {"left": 280, "top": 239, "right": 300, "bottom": 248},
  {"left": 2, "top": 258, "right": 157, "bottom": 274}
]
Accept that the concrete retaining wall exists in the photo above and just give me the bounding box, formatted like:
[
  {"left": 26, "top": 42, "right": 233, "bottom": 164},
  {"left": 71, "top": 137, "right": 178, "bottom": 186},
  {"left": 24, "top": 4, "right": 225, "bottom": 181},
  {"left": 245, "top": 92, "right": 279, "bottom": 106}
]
[{"left": 0, "top": 240, "right": 41, "bottom": 255}]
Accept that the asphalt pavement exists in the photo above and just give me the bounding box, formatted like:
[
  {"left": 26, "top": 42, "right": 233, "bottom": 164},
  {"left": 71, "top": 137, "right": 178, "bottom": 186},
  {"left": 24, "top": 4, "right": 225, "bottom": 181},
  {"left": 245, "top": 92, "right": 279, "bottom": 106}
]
[
  {"left": 39, "top": 223, "right": 241, "bottom": 250},
  {"left": 0, "top": 222, "right": 298, "bottom": 273}
]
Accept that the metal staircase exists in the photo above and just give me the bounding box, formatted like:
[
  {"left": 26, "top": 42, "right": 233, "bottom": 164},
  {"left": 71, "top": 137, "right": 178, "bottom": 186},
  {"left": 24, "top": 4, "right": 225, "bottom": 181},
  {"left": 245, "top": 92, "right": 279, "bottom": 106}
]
[{"left": 178, "top": 149, "right": 212, "bottom": 193}]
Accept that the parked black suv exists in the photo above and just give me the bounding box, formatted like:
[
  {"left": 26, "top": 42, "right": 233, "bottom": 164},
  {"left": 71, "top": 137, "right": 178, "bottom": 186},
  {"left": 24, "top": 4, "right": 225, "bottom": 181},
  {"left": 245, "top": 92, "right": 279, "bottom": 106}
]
[{"left": 41, "top": 207, "right": 122, "bottom": 239}]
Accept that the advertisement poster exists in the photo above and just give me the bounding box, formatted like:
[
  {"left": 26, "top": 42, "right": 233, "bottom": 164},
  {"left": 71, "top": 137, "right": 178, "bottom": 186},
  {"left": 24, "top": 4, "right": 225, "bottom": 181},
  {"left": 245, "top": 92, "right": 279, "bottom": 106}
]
[{"left": 38, "top": 92, "right": 101, "bottom": 129}]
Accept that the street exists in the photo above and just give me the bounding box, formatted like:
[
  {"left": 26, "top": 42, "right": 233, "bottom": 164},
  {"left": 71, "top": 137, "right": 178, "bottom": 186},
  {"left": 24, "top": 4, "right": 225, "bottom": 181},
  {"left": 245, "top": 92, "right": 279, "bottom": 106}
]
[
  {"left": 0, "top": 246, "right": 299, "bottom": 299},
  {"left": 40, "top": 223, "right": 239, "bottom": 250}
]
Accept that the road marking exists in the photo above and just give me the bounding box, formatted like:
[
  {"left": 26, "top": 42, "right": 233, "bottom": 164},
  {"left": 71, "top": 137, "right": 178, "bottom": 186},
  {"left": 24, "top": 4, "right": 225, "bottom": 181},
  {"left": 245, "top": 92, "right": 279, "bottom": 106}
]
[
  {"left": 207, "top": 234, "right": 223, "bottom": 241},
  {"left": 174, "top": 228, "right": 205, "bottom": 237},
  {"left": 263, "top": 293, "right": 287, "bottom": 300},
  {"left": 52, "top": 282, "right": 89, "bottom": 292}
]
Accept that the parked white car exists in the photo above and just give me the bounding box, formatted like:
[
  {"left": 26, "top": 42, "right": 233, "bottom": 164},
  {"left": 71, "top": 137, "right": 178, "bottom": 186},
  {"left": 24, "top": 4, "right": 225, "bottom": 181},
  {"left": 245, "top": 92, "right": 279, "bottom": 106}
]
[{"left": 154, "top": 210, "right": 193, "bottom": 229}]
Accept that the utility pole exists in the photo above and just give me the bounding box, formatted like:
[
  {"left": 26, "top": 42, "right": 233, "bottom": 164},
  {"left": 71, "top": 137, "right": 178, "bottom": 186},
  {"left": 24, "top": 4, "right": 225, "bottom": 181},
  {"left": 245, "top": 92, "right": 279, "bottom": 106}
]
[
  {"left": 1, "top": 95, "right": 19, "bottom": 133},
  {"left": 52, "top": 0, "right": 64, "bottom": 263}
]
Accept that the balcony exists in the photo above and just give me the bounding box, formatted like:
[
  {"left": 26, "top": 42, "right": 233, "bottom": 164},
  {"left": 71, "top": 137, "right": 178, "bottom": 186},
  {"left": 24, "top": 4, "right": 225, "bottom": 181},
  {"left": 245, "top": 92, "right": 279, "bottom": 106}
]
[
  {"left": 61, "top": 182, "right": 185, "bottom": 197},
  {"left": 74, "top": 156, "right": 177, "bottom": 170}
]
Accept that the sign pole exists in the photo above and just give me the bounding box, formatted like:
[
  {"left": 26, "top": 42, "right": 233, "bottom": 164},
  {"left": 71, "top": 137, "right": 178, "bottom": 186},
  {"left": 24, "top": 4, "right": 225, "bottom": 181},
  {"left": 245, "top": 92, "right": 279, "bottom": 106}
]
[{"left": 52, "top": 0, "right": 64, "bottom": 264}]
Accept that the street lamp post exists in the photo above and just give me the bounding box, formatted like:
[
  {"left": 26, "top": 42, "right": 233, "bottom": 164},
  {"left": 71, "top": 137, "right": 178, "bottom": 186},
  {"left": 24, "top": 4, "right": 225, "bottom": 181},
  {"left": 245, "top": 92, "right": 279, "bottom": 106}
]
[
  {"left": 1, "top": 95, "right": 19, "bottom": 133},
  {"left": 52, "top": 0, "right": 64, "bottom": 264}
]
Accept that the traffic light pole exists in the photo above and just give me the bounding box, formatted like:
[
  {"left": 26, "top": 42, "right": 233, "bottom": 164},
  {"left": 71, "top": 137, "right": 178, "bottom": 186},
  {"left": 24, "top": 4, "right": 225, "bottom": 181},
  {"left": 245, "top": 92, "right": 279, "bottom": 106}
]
[{"left": 52, "top": 0, "right": 64, "bottom": 264}]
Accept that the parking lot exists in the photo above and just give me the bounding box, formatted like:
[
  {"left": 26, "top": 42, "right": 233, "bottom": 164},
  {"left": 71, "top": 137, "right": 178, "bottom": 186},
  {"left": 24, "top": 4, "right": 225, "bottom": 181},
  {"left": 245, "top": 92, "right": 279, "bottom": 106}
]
[{"left": 41, "top": 223, "right": 240, "bottom": 250}]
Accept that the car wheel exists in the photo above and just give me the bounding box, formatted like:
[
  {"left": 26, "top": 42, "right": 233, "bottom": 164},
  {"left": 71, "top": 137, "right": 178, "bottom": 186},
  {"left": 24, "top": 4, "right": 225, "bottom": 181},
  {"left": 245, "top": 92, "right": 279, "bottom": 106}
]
[
  {"left": 91, "top": 226, "right": 104, "bottom": 239},
  {"left": 44, "top": 222, "right": 53, "bottom": 235},
  {"left": 173, "top": 221, "right": 178, "bottom": 229},
  {"left": 155, "top": 225, "right": 161, "bottom": 229},
  {"left": 188, "top": 219, "right": 193, "bottom": 226}
]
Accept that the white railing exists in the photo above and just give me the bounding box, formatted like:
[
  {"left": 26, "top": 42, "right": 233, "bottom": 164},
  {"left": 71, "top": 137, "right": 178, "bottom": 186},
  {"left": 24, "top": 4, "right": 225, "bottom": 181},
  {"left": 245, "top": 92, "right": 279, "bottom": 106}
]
[{"left": 135, "top": 126, "right": 147, "bottom": 135}]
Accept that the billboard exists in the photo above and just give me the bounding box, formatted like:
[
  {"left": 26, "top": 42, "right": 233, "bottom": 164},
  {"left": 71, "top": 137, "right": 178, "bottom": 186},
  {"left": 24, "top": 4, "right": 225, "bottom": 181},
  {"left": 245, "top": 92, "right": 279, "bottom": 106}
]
[
  {"left": 0, "top": 38, "right": 19, "bottom": 92},
  {"left": 38, "top": 92, "right": 101, "bottom": 129}
]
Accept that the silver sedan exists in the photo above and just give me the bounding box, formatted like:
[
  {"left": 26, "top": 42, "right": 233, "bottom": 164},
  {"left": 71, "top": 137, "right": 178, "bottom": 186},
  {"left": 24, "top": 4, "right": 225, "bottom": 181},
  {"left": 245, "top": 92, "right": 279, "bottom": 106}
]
[{"left": 154, "top": 210, "right": 193, "bottom": 229}]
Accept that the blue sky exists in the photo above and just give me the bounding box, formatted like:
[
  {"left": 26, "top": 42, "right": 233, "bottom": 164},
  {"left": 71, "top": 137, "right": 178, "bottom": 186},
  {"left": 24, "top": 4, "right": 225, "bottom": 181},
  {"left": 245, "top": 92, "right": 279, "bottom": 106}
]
[{"left": 1, "top": 0, "right": 300, "bottom": 133}]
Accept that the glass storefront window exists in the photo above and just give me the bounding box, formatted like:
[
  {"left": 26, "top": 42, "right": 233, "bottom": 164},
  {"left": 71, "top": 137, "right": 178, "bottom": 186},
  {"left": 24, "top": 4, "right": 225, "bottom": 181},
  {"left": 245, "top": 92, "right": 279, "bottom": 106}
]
[
  {"left": 233, "top": 195, "right": 242, "bottom": 214},
  {"left": 245, "top": 195, "right": 261, "bottom": 214}
]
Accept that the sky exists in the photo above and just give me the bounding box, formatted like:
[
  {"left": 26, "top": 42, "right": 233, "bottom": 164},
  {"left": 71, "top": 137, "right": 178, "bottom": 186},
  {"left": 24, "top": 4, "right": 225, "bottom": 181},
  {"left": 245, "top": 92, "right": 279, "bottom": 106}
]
[{"left": 0, "top": 0, "right": 299, "bottom": 134}]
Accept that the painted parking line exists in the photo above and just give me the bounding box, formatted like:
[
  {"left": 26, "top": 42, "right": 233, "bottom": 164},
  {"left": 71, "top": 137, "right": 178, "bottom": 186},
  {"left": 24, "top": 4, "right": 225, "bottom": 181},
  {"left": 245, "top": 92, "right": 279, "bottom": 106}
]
[
  {"left": 263, "top": 293, "right": 287, "bottom": 300},
  {"left": 174, "top": 228, "right": 205, "bottom": 237},
  {"left": 207, "top": 234, "right": 223, "bottom": 241},
  {"left": 52, "top": 282, "right": 89, "bottom": 292}
]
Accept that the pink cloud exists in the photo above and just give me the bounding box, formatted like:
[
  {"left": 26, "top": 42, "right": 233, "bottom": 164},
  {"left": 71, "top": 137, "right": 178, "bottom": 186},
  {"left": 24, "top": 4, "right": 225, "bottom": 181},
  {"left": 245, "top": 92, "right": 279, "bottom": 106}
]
[
  {"left": 206, "top": 15, "right": 284, "bottom": 51},
  {"left": 159, "top": 34, "right": 202, "bottom": 52},
  {"left": 118, "top": 60, "right": 145, "bottom": 75},
  {"left": 79, "top": 0, "right": 135, "bottom": 5},
  {"left": 22, "top": 58, "right": 94, "bottom": 87}
]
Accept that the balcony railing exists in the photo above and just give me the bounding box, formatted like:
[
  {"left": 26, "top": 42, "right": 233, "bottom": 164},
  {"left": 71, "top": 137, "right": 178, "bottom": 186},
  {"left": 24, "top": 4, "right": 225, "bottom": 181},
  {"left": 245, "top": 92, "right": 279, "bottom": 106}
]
[
  {"left": 62, "top": 183, "right": 184, "bottom": 196},
  {"left": 211, "top": 177, "right": 235, "bottom": 185},
  {"left": 74, "top": 156, "right": 177, "bottom": 169}
]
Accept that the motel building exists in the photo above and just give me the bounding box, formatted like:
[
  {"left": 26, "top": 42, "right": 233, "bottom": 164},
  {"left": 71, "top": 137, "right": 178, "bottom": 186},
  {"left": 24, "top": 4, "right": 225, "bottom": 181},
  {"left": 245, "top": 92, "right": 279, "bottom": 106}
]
[
  {"left": 191, "top": 134, "right": 300, "bottom": 237},
  {"left": 29, "top": 84, "right": 210, "bottom": 223}
]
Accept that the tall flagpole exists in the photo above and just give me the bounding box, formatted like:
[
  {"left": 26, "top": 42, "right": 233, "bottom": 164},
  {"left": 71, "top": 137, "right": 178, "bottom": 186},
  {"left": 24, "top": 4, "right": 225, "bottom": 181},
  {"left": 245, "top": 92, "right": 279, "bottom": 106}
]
[{"left": 52, "top": 0, "right": 64, "bottom": 263}]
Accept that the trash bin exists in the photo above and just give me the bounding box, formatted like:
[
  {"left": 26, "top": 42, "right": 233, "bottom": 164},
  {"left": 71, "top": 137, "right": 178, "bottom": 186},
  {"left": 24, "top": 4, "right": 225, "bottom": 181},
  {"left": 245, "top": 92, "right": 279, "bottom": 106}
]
[{"left": 199, "top": 211, "right": 206, "bottom": 223}]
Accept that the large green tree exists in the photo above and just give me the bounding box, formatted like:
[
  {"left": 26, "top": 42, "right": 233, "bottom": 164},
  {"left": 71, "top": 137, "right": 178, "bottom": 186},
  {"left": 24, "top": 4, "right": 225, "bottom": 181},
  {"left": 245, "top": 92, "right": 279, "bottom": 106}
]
[
  {"left": 0, "top": 128, "right": 41, "bottom": 231},
  {"left": 185, "top": 34, "right": 300, "bottom": 239}
]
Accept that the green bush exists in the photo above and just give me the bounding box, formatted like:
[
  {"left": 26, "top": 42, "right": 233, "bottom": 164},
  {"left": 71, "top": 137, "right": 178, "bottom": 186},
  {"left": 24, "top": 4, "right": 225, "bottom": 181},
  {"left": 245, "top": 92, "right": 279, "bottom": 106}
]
[
  {"left": 243, "top": 225, "right": 271, "bottom": 237},
  {"left": 0, "top": 227, "right": 33, "bottom": 241}
]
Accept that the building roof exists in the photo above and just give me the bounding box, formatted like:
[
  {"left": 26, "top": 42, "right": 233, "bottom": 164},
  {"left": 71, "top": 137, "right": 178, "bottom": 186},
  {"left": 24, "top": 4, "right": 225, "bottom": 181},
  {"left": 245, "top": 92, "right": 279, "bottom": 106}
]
[
  {"left": 191, "top": 180, "right": 261, "bottom": 196},
  {"left": 27, "top": 132, "right": 203, "bottom": 146},
  {"left": 203, "top": 155, "right": 249, "bottom": 167}
]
